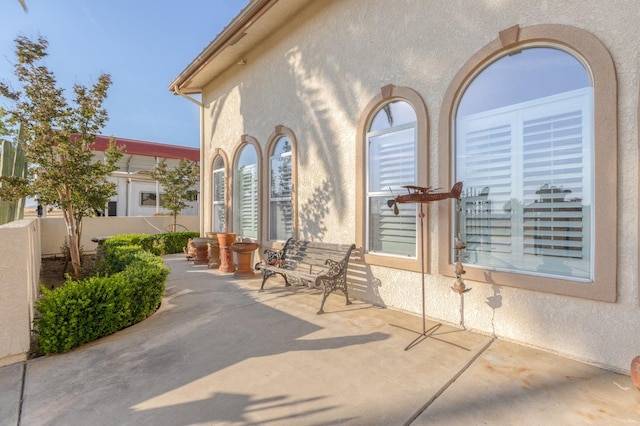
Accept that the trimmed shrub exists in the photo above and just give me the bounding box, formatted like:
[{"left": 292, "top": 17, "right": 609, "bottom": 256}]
[
  {"left": 102, "top": 232, "right": 198, "bottom": 258},
  {"left": 158, "top": 231, "right": 199, "bottom": 254},
  {"left": 34, "top": 243, "right": 169, "bottom": 355},
  {"left": 102, "top": 233, "right": 160, "bottom": 254}
]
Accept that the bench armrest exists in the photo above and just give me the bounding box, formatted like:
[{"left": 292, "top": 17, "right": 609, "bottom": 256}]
[
  {"left": 255, "top": 247, "right": 286, "bottom": 270},
  {"left": 321, "top": 258, "right": 345, "bottom": 279}
]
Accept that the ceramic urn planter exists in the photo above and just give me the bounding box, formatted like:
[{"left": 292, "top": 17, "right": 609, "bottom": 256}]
[
  {"left": 631, "top": 356, "right": 640, "bottom": 390},
  {"left": 192, "top": 238, "right": 210, "bottom": 265},
  {"left": 230, "top": 241, "right": 259, "bottom": 278},
  {"left": 205, "top": 232, "right": 220, "bottom": 269},
  {"left": 216, "top": 233, "right": 237, "bottom": 273}
]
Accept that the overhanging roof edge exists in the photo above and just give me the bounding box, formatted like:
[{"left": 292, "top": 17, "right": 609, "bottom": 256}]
[{"left": 168, "top": 0, "right": 278, "bottom": 94}]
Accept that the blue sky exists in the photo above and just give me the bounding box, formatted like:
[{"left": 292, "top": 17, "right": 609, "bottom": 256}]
[{"left": 0, "top": 0, "right": 249, "bottom": 148}]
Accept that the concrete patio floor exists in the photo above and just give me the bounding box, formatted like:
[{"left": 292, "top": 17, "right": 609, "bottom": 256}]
[{"left": 1, "top": 253, "right": 639, "bottom": 425}]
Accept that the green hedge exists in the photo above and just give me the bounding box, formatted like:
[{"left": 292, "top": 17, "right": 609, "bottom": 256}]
[
  {"left": 34, "top": 243, "right": 169, "bottom": 355},
  {"left": 101, "top": 232, "right": 198, "bottom": 258},
  {"left": 158, "top": 231, "right": 199, "bottom": 254}
]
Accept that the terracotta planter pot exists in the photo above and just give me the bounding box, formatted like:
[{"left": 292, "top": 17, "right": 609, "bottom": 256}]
[
  {"left": 192, "top": 238, "right": 209, "bottom": 265},
  {"left": 206, "top": 234, "right": 221, "bottom": 269},
  {"left": 230, "top": 242, "right": 259, "bottom": 278},
  {"left": 216, "top": 233, "right": 237, "bottom": 273},
  {"left": 631, "top": 356, "right": 640, "bottom": 390}
]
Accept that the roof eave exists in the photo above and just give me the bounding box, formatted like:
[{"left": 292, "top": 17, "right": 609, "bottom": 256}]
[{"left": 168, "top": 0, "right": 278, "bottom": 95}]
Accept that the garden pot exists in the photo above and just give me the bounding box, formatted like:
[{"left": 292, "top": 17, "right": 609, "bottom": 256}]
[
  {"left": 632, "top": 356, "right": 640, "bottom": 390},
  {"left": 216, "top": 233, "right": 237, "bottom": 273},
  {"left": 192, "top": 238, "right": 209, "bottom": 265},
  {"left": 206, "top": 233, "right": 221, "bottom": 269},
  {"left": 230, "top": 242, "right": 259, "bottom": 278}
]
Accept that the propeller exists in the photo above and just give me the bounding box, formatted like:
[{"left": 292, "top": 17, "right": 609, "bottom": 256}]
[
  {"left": 387, "top": 187, "right": 400, "bottom": 215},
  {"left": 386, "top": 198, "right": 399, "bottom": 216}
]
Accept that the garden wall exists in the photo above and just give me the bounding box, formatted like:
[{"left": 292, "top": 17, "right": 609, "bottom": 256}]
[
  {"left": 0, "top": 218, "right": 40, "bottom": 367},
  {"left": 40, "top": 215, "right": 199, "bottom": 256}
]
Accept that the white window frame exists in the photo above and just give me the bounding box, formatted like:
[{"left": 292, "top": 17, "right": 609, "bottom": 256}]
[
  {"left": 212, "top": 156, "right": 226, "bottom": 233},
  {"left": 268, "top": 137, "right": 293, "bottom": 242},
  {"left": 366, "top": 107, "right": 418, "bottom": 258},
  {"left": 234, "top": 145, "right": 259, "bottom": 240}
]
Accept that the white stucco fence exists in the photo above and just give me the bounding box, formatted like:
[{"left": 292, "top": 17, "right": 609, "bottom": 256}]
[
  {"left": 0, "top": 215, "right": 198, "bottom": 367},
  {"left": 0, "top": 219, "right": 40, "bottom": 367},
  {"left": 39, "top": 215, "right": 199, "bottom": 257}
]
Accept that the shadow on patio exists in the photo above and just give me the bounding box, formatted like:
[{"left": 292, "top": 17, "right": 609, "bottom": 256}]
[{"left": 14, "top": 254, "right": 640, "bottom": 425}]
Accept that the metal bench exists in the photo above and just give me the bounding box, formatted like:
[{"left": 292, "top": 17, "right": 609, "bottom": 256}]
[{"left": 255, "top": 238, "right": 356, "bottom": 314}]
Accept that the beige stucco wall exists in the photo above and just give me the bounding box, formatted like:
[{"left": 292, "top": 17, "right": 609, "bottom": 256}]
[
  {"left": 199, "top": 0, "right": 639, "bottom": 373},
  {"left": 0, "top": 219, "right": 40, "bottom": 367},
  {"left": 40, "top": 215, "right": 200, "bottom": 256}
]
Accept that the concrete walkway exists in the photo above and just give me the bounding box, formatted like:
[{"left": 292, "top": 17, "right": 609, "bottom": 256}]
[{"left": 2, "top": 254, "right": 639, "bottom": 425}]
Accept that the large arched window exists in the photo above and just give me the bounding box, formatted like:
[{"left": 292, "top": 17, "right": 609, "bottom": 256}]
[
  {"left": 211, "top": 154, "right": 226, "bottom": 232},
  {"left": 367, "top": 100, "right": 417, "bottom": 257},
  {"left": 356, "top": 85, "right": 429, "bottom": 272},
  {"left": 269, "top": 136, "right": 293, "bottom": 241},
  {"left": 456, "top": 47, "right": 592, "bottom": 280},
  {"left": 438, "top": 24, "right": 617, "bottom": 301},
  {"left": 234, "top": 142, "right": 259, "bottom": 240}
]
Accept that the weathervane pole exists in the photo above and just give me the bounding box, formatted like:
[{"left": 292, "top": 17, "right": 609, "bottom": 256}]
[
  {"left": 386, "top": 182, "right": 462, "bottom": 350},
  {"left": 404, "top": 203, "right": 441, "bottom": 351}
]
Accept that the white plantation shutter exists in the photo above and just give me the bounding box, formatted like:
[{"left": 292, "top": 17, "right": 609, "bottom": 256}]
[
  {"left": 456, "top": 88, "right": 592, "bottom": 279},
  {"left": 522, "top": 108, "right": 588, "bottom": 259},
  {"left": 457, "top": 122, "right": 513, "bottom": 257},
  {"left": 238, "top": 164, "right": 258, "bottom": 239},
  {"left": 368, "top": 125, "right": 417, "bottom": 257},
  {"left": 269, "top": 140, "right": 293, "bottom": 241},
  {"left": 212, "top": 160, "right": 225, "bottom": 232}
]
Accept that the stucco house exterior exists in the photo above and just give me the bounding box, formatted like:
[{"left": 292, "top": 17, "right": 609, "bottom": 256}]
[
  {"left": 91, "top": 136, "right": 200, "bottom": 217},
  {"left": 169, "top": 0, "right": 638, "bottom": 374}
]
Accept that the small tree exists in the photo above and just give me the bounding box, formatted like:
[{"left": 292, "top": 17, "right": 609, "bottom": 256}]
[
  {"left": 0, "top": 36, "right": 123, "bottom": 276},
  {"left": 152, "top": 158, "right": 199, "bottom": 232}
]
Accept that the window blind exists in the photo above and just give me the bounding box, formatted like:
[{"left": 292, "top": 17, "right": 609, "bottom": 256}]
[
  {"left": 456, "top": 88, "right": 592, "bottom": 279},
  {"left": 368, "top": 126, "right": 417, "bottom": 257},
  {"left": 238, "top": 164, "right": 258, "bottom": 239},
  {"left": 212, "top": 167, "right": 225, "bottom": 232},
  {"left": 270, "top": 154, "right": 292, "bottom": 240}
]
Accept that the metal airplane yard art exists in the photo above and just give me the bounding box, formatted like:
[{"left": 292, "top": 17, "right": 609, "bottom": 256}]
[{"left": 387, "top": 181, "right": 463, "bottom": 215}]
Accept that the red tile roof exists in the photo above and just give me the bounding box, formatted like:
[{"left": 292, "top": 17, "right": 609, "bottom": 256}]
[{"left": 92, "top": 135, "right": 200, "bottom": 162}]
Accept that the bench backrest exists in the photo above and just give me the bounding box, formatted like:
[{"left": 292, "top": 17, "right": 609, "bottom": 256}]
[{"left": 281, "top": 239, "right": 355, "bottom": 276}]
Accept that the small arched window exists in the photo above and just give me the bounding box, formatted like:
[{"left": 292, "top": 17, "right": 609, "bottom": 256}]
[
  {"left": 366, "top": 100, "right": 418, "bottom": 257},
  {"left": 269, "top": 136, "right": 293, "bottom": 241},
  {"left": 211, "top": 155, "right": 226, "bottom": 232},
  {"left": 234, "top": 144, "right": 259, "bottom": 239}
]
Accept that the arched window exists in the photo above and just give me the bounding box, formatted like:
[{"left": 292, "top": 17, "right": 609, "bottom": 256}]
[
  {"left": 269, "top": 136, "right": 293, "bottom": 241},
  {"left": 234, "top": 143, "right": 259, "bottom": 239},
  {"left": 356, "top": 85, "right": 429, "bottom": 272},
  {"left": 211, "top": 155, "right": 226, "bottom": 232},
  {"left": 438, "top": 24, "right": 617, "bottom": 301},
  {"left": 456, "top": 46, "right": 592, "bottom": 280},
  {"left": 367, "top": 100, "right": 418, "bottom": 257}
]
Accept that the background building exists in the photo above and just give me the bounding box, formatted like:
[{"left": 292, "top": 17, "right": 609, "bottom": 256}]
[{"left": 92, "top": 136, "right": 199, "bottom": 217}]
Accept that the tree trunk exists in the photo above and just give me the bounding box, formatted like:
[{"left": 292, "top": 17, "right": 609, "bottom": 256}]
[
  {"left": 67, "top": 232, "right": 81, "bottom": 277},
  {"left": 62, "top": 205, "right": 81, "bottom": 277}
]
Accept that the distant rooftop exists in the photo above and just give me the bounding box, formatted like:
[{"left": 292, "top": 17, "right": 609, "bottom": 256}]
[{"left": 92, "top": 135, "right": 199, "bottom": 162}]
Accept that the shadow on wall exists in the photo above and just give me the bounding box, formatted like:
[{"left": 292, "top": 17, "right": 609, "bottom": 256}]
[
  {"left": 298, "top": 179, "right": 332, "bottom": 241},
  {"left": 347, "top": 247, "right": 385, "bottom": 308}
]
